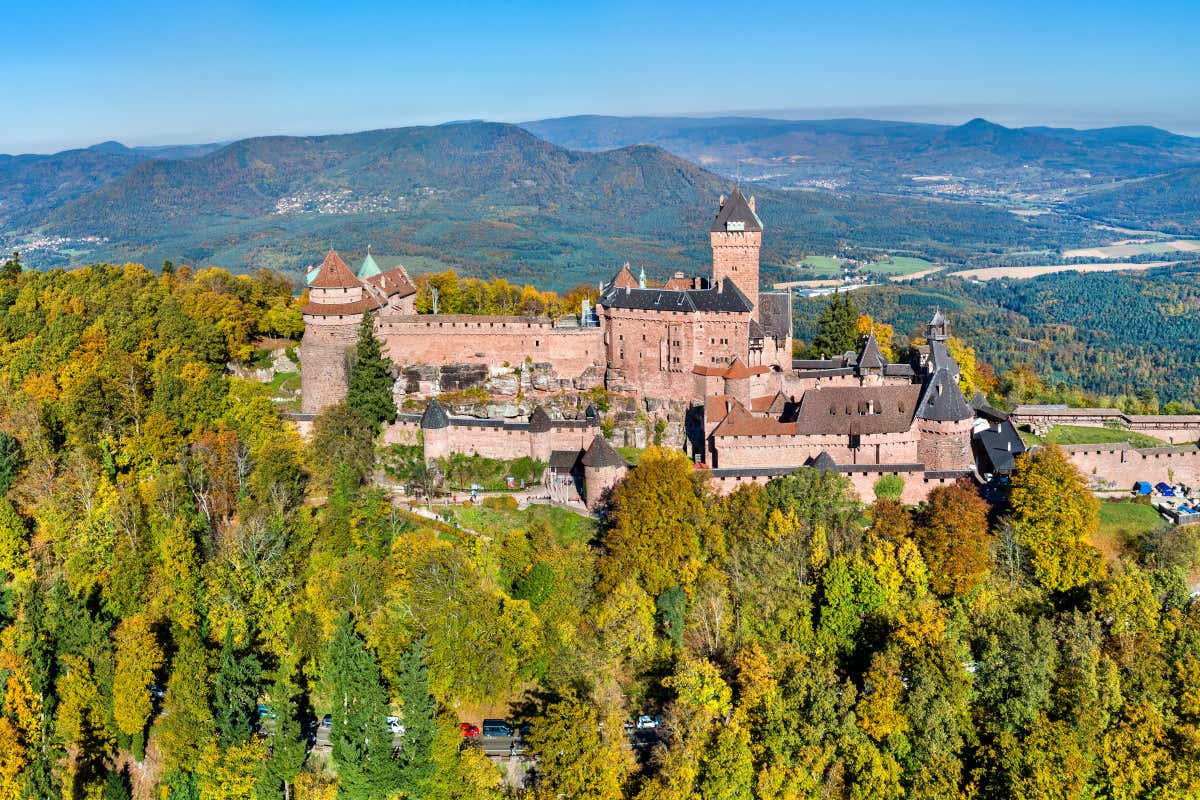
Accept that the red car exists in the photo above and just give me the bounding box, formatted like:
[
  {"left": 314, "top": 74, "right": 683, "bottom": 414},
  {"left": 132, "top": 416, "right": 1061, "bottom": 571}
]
[{"left": 459, "top": 722, "right": 480, "bottom": 738}]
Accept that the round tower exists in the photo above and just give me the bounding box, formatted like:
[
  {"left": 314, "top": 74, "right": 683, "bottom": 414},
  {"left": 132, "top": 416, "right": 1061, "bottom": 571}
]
[
  {"left": 915, "top": 368, "right": 976, "bottom": 472},
  {"left": 420, "top": 398, "right": 451, "bottom": 464},
  {"left": 581, "top": 434, "right": 629, "bottom": 510},
  {"left": 528, "top": 406, "right": 553, "bottom": 463},
  {"left": 300, "top": 250, "right": 367, "bottom": 414}
]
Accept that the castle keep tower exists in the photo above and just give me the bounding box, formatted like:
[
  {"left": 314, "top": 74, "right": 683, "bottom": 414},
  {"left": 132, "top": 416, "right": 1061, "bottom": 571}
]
[
  {"left": 300, "top": 251, "right": 367, "bottom": 414},
  {"left": 710, "top": 188, "right": 762, "bottom": 317}
]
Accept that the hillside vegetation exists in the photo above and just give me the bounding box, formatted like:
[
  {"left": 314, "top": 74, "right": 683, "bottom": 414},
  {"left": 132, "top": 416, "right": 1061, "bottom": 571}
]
[
  {"left": 12, "top": 122, "right": 1103, "bottom": 285},
  {"left": 794, "top": 266, "right": 1200, "bottom": 406},
  {"left": 3, "top": 256, "right": 1200, "bottom": 797}
]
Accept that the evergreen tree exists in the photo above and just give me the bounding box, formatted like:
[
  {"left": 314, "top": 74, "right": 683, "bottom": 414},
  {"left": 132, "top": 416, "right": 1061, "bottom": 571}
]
[
  {"left": 258, "top": 668, "right": 307, "bottom": 800},
  {"left": 395, "top": 640, "right": 437, "bottom": 799},
  {"left": 346, "top": 311, "right": 396, "bottom": 430},
  {"left": 212, "top": 622, "right": 262, "bottom": 748},
  {"left": 0, "top": 252, "right": 20, "bottom": 284},
  {"left": 327, "top": 614, "right": 397, "bottom": 799},
  {"left": 811, "top": 292, "right": 859, "bottom": 357},
  {"left": 0, "top": 431, "right": 22, "bottom": 495}
]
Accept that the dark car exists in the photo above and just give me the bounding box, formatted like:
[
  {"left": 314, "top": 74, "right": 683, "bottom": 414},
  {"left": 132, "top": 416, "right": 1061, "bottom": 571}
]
[
  {"left": 321, "top": 714, "right": 333, "bottom": 728},
  {"left": 481, "top": 719, "right": 514, "bottom": 737}
]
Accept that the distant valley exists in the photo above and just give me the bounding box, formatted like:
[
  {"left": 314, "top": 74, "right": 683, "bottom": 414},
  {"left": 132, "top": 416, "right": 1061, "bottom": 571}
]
[{"left": 1, "top": 117, "right": 1197, "bottom": 288}]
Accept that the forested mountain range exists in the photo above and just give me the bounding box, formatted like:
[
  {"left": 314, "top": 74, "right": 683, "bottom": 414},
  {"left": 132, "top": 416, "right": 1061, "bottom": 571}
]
[
  {"left": 522, "top": 115, "right": 1200, "bottom": 205},
  {"left": 793, "top": 265, "right": 1200, "bottom": 406},
  {"left": 3, "top": 122, "right": 1098, "bottom": 286},
  {"left": 1062, "top": 165, "right": 1200, "bottom": 235}
]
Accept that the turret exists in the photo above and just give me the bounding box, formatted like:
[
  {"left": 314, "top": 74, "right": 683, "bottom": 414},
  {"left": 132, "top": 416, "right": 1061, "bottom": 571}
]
[
  {"left": 710, "top": 188, "right": 762, "bottom": 318},
  {"left": 915, "top": 368, "right": 975, "bottom": 471},
  {"left": 420, "top": 398, "right": 451, "bottom": 463},
  {"left": 300, "top": 250, "right": 366, "bottom": 414},
  {"left": 528, "top": 405, "right": 553, "bottom": 463},
  {"left": 581, "top": 435, "right": 629, "bottom": 510}
]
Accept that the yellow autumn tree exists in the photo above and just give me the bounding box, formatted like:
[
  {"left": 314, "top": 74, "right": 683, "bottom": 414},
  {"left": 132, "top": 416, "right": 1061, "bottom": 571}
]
[
  {"left": 1008, "top": 444, "right": 1105, "bottom": 592},
  {"left": 113, "top": 613, "right": 165, "bottom": 738},
  {"left": 856, "top": 315, "right": 896, "bottom": 361}
]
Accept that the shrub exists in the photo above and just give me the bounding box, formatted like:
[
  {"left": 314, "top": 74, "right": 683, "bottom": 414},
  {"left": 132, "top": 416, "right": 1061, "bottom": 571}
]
[
  {"left": 873, "top": 474, "right": 905, "bottom": 502},
  {"left": 483, "top": 495, "right": 519, "bottom": 511}
]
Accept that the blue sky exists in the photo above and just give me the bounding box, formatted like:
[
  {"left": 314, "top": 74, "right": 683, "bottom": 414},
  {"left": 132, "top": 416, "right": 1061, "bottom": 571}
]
[{"left": 3, "top": 0, "right": 1198, "bottom": 153}]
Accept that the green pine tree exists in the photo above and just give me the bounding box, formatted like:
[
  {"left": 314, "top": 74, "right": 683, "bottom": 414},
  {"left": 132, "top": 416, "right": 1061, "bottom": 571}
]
[
  {"left": 346, "top": 311, "right": 396, "bottom": 430},
  {"left": 327, "top": 614, "right": 397, "bottom": 799},
  {"left": 257, "top": 667, "right": 308, "bottom": 800},
  {"left": 0, "top": 251, "right": 21, "bottom": 283},
  {"left": 395, "top": 640, "right": 437, "bottom": 799},
  {"left": 213, "top": 622, "right": 262, "bottom": 748},
  {"left": 811, "top": 292, "right": 858, "bottom": 357}
]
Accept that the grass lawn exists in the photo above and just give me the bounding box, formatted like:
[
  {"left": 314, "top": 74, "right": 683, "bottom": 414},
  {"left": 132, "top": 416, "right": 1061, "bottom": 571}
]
[
  {"left": 268, "top": 370, "right": 301, "bottom": 411},
  {"left": 1091, "top": 499, "right": 1164, "bottom": 562},
  {"left": 616, "top": 446, "right": 644, "bottom": 465},
  {"left": 863, "top": 256, "right": 935, "bottom": 276},
  {"left": 451, "top": 503, "right": 596, "bottom": 547},
  {"left": 795, "top": 255, "right": 845, "bottom": 277},
  {"left": 1020, "top": 424, "right": 1167, "bottom": 448}
]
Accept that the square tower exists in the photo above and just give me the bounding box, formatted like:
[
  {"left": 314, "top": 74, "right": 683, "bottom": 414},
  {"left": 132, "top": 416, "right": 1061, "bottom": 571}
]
[{"left": 710, "top": 188, "right": 762, "bottom": 317}]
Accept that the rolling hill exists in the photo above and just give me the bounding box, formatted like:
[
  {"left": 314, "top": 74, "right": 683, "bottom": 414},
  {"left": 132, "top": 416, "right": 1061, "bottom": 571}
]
[
  {"left": 1064, "top": 165, "right": 1200, "bottom": 235},
  {"left": 521, "top": 115, "right": 1200, "bottom": 197},
  {"left": 12, "top": 122, "right": 1099, "bottom": 288}
]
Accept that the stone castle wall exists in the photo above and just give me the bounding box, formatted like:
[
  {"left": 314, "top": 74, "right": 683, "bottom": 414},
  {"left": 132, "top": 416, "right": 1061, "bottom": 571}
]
[
  {"left": 707, "top": 467, "right": 964, "bottom": 504},
  {"left": 711, "top": 428, "right": 922, "bottom": 470},
  {"left": 1061, "top": 444, "right": 1200, "bottom": 489},
  {"left": 710, "top": 230, "right": 761, "bottom": 313},
  {"left": 378, "top": 315, "right": 603, "bottom": 378},
  {"left": 917, "top": 418, "right": 976, "bottom": 471}
]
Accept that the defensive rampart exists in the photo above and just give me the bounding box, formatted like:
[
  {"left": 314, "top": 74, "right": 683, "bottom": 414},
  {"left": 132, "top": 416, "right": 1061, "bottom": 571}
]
[{"left": 1060, "top": 443, "right": 1200, "bottom": 489}]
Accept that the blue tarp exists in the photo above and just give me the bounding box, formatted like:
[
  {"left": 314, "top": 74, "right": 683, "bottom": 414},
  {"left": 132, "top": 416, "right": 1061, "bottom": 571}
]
[{"left": 1135, "top": 481, "right": 1152, "bottom": 495}]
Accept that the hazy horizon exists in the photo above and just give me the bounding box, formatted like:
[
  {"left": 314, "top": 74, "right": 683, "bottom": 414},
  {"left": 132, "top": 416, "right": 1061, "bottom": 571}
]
[
  {"left": 6, "top": 105, "right": 1200, "bottom": 157},
  {"left": 4, "top": 0, "right": 1196, "bottom": 154}
]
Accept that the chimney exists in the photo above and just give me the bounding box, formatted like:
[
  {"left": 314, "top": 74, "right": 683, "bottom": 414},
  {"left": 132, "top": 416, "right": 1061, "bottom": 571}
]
[
  {"left": 717, "top": 280, "right": 723, "bottom": 293},
  {"left": 719, "top": 194, "right": 726, "bottom": 208},
  {"left": 748, "top": 195, "right": 756, "bottom": 213}
]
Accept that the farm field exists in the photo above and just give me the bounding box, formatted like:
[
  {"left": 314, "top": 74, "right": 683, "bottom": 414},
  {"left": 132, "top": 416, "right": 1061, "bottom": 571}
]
[
  {"left": 951, "top": 261, "right": 1175, "bottom": 280},
  {"left": 1020, "top": 424, "right": 1168, "bottom": 448},
  {"left": 1063, "top": 239, "right": 1200, "bottom": 259},
  {"left": 792, "top": 254, "right": 936, "bottom": 279}
]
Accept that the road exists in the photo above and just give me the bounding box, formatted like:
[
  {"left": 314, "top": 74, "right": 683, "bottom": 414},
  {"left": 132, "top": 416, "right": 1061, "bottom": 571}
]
[{"left": 309, "top": 727, "right": 659, "bottom": 755}]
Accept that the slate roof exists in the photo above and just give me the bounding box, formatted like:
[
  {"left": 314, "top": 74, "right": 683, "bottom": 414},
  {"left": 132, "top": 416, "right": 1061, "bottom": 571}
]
[
  {"left": 581, "top": 435, "right": 628, "bottom": 468},
  {"left": 528, "top": 406, "right": 552, "bottom": 433},
  {"left": 970, "top": 391, "right": 1010, "bottom": 424},
  {"left": 599, "top": 278, "right": 753, "bottom": 314},
  {"left": 916, "top": 369, "right": 974, "bottom": 422},
  {"left": 794, "top": 384, "right": 922, "bottom": 436},
  {"left": 809, "top": 452, "right": 837, "bottom": 471},
  {"left": 711, "top": 187, "right": 763, "bottom": 233},
  {"left": 309, "top": 250, "right": 361, "bottom": 289},
  {"left": 548, "top": 449, "right": 583, "bottom": 472},
  {"left": 585, "top": 403, "right": 600, "bottom": 421},
  {"left": 974, "top": 419, "right": 1026, "bottom": 474},
  {"left": 420, "top": 398, "right": 450, "bottom": 430},
  {"left": 858, "top": 332, "right": 886, "bottom": 371},
  {"left": 757, "top": 292, "right": 792, "bottom": 340}
]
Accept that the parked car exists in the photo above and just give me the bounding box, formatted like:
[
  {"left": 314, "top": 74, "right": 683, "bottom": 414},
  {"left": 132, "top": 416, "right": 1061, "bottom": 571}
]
[
  {"left": 458, "top": 722, "right": 480, "bottom": 738},
  {"left": 635, "top": 715, "right": 661, "bottom": 730},
  {"left": 481, "top": 719, "right": 515, "bottom": 737},
  {"left": 321, "top": 714, "right": 333, "bottom": 729},
  {"left": 1157, "top": 482, "right": 1176, "bottom": 497},
  {"left": 386, "top": 716, "right": 405, "bottom": 735}
]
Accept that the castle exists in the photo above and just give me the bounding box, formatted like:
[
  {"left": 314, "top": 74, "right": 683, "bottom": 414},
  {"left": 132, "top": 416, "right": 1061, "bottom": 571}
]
[{"left": 299, "top": 190, "right": 1022, "bottom": 506}]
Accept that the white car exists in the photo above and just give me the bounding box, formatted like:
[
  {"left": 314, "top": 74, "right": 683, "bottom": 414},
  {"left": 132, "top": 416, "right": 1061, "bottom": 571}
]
[
  {"left": 635, "top": 715, "right": 660, "bottom": 730},
  {"left": 387, "top": 716, "right": 405, "bottom": 735}
]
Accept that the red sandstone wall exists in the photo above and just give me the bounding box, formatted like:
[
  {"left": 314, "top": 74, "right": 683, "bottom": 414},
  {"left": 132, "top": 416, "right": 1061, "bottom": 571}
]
[
  {"left": 706, "top": 469, "right": 958, "bottom": 504},
  {"left": 300, "top": 319, "right": 360, "bottom": 414},
  {"left": 377, "top": 315, "right": 603, "bottom": 377},
  {"left": 711, "top": 230, "right": 761, "bottom": 315},
  {"left": 1063, "top": 445, "right": 1200, "bottom": 489},
  {"left": 917, "top": 419, "right": 975, "bottom": 471},
  {"left": 712, "top": 430, "right": 921, "bottom": 470}
]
